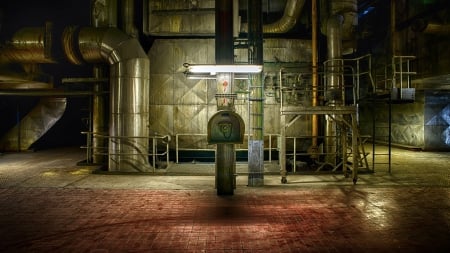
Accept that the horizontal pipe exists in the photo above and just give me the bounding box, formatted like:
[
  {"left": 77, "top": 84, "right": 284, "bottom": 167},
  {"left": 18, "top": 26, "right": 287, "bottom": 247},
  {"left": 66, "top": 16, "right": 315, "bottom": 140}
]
[
  {"left": 0, "top": 25, "right": 54, "bottom": 63},
  {"left": 423, "top": 23, "right": 450, "bottom": 35},
  {"left": 0, "top": 90, "right": 101, "bottom": 96},
  {"left": 63, "top": 26, "right": 151, "bottom": 172}
]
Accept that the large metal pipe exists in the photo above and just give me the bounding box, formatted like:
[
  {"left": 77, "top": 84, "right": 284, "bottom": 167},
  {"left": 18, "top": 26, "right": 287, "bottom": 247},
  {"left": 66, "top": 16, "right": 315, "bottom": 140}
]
[
  {"left": 325, "top": 14, "right": 343, "bottom": 166},
  {"left": 121, "top": 0, "right": 138, "bottom": 37},
  {"left": 0, "top": 24, "right": 53, "bottom": 63},
  {"left": 63, "top": 27, "right": 150, "bottom": 172},
  {"left": 320, "top": 0, "right": 357, "bottom": 54},
  {"left": 241, "top": 0, "right": 306, "bottom": 34},
  {"left": 0, "top": 98, "right": 67, "bottom": 151},
  {"left": 326, "top": 14, "right": 343, "bottom": 104},
  {"left": 311, "top": 0, "right": 319, "bottom": 158}
]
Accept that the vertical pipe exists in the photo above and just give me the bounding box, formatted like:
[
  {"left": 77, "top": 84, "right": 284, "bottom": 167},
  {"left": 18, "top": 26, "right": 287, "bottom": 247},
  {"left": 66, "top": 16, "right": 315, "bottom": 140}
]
[
  {"left": 109, "top": 56, "right": 150, "bottom": 172},
  {"left": 216, "top": 144, "right": 236, "bottom": 194},
  {"left": 122, "top": 0, "right": 138, "bottom": 37},
  {"left": 248, "top": 0, "right": 264, "bottom": 187},
  {"left": 325, "top": 15, "right": 343, "bottom": 166},
  {"left": 91, "top": 0, "right": 113, "bottom": 165},
  {"left": 311, "top": 0, "right": 319, "bottom": 159},
  {"left": 391, "top": 0, "right": 397, "bottom": 57}
]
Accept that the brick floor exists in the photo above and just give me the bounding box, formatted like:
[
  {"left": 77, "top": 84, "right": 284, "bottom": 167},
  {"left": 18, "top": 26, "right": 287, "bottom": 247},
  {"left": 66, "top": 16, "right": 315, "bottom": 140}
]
[
  {"left": 0, "top": 147, "right": 449, "bottom": 252},
  {"left": 0, "top": 186, "right": 449, "bottom": 252}
]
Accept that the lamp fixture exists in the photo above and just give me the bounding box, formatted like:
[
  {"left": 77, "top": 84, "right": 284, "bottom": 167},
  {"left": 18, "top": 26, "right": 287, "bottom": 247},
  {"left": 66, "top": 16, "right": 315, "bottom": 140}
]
[
  {"left": 186, "top": 73, "right": 251, "bottom": 80},
  {"left": 184, "top": 63, "right": 263, "bottom": 75}
]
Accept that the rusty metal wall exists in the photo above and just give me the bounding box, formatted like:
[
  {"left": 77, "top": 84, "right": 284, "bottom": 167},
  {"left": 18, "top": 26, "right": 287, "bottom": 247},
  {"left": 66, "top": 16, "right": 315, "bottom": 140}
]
[
  {"left": 424, "top": 90, "right": 450, "bottom": 151},
  {"left": 359, "top": 92, "right": 425, "bottom": 149},
  {"left": 144, "top": 0, "right": 216, "bottom": 36},
  {"left": 148, "top": 38, "right": 312, "bottom": 150},
  {"left": 360, "top": 90, "right": 450, "bottom": 151}
]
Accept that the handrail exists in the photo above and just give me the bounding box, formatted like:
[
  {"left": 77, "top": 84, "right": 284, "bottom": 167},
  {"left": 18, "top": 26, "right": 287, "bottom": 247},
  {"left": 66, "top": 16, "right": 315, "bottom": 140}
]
[
  {"left": 175, "top": 133, "right": 280, "bottom": 163},
  {"left": 81, "top": 132, "right": 171, "bottom": 172}
]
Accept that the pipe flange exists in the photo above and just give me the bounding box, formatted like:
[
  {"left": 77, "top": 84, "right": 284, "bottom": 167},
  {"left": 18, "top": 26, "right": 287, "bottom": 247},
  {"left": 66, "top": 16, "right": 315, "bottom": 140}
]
[{"left": 62, "top": 26, "right": 84, "bottom": 65}]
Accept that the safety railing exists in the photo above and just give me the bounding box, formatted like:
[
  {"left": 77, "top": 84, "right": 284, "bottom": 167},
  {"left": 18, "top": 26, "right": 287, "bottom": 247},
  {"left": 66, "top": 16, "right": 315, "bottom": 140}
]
[
  {"left": 81, "top": 132, "right": 171, "bottom": 171},
  {"left": 392, "top": 55, "right": 416, "bottom": 90},
  {"left": 175, "top": 133, "right": 280, "bottom": 164}
]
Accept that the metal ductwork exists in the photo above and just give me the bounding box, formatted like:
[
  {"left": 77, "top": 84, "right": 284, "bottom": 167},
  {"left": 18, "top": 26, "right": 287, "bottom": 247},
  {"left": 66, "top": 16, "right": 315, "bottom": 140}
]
[
  {"left": 321, "top": 0, "right": 357, "bottom": 54},
  {"left": 0, "top": 98, "right": 67, "bottom": 151},
  {"left": 63, "top": 27, "right": 151, "bottom": 172},
  {"left": 322, "top": 0, "right": 357, "bottom": 165},
  {"left": 0, "top": 23, "right": 54, "bottom": 87},
  {"left": 241, "top": 0, "right": 305, "bottom": 34}
]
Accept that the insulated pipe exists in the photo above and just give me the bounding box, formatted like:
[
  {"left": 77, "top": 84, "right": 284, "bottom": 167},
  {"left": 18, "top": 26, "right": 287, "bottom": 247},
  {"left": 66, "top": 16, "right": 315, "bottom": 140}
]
[
  {"left": 326, "top": 15, "right": 343, "bottom": 104},
  {"left": 311, "top": 0, "right": 319, "bottom": 158},
  {"left": 0, "top": 25, "right": 53, "bottom": 63},
  {"left": 241, "top": 0, "right": 306, "bottom": 34},
  {"left": 324, "top": 14, "right": 343, "bottom": 166},
  {"left": 63, "top": 27, "right": 150, "bottom": 172},
  {"left": 320, "top": 0, "right": 357, "bottom": 54},
  {"left": 121, "top": 0, "right": 138, "bottom": 37}
]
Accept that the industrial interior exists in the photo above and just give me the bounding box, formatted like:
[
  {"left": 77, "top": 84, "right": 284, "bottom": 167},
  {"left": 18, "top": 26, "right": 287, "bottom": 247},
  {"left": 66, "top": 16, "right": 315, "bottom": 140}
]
[{"left": 0, "top": 0, "right": 449, "bottom": 194}]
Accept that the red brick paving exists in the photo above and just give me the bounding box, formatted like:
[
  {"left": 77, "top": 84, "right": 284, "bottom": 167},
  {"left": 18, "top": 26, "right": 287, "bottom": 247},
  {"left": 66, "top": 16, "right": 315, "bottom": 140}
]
[{"left": 0, "top": 187, "right": 449, "bottom": 252}]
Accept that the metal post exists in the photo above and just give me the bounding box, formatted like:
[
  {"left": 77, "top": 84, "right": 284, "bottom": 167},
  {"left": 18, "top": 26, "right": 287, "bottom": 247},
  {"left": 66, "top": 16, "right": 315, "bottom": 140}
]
[
  {"left": 247, "top": 0, "right": 264, "bottom": 186},
  {"left": 215, "top": 0, "right": 236, "bottom": 195}
]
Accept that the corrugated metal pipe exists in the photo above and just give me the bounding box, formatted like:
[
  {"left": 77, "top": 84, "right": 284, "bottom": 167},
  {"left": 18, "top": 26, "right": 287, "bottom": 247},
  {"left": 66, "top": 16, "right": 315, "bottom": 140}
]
[
  {"left": 241, "top": 0, "right": 305, "bottom": 33},
  {"left": 63, "top": 26, "right": 151, "bottom": 172}
]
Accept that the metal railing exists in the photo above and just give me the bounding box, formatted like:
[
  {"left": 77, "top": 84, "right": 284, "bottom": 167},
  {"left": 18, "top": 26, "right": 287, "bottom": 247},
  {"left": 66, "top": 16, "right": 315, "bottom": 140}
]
[
  {"left": 175, "top": 133, "right": 280, "bottom": 163},
  {"left": 81, "top": 132, "right": 171, "bottom": 172}
]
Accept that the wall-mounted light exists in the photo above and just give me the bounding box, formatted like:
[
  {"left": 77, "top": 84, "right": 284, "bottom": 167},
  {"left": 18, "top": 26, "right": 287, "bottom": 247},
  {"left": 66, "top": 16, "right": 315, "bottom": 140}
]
[
  {"left": 184, "top": 63, "right": 262, "bottom": 75},
  {"left": 186, "top": 73, "right": 251, "bottom": 80}
]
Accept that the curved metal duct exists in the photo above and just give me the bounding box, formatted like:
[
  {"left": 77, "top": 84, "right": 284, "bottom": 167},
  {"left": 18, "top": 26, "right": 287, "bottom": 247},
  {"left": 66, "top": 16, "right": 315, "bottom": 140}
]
[
  {"left": 0, "top": 98, "right": 66, "bottom": 151},
  {"left": 63, "top": 27, "right": 151, "bottom": 172},
  {"left": 241, "top": 0, "right": 306, "bottom": 34},
  {"left": 321, "top": 0, "right": 357, "bottom": 54}
]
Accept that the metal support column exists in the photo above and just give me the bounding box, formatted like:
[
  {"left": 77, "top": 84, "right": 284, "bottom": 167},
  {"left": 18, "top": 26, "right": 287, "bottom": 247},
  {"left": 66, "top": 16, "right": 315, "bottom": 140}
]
[
  {"left": 215, "top": 0, "right": 236, "bottom": 195},
  {"left": 247, "top": 0, "right": 264, "bottom": 186}
]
